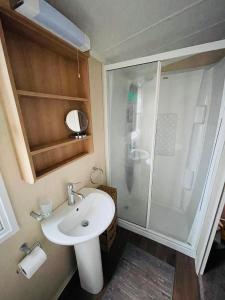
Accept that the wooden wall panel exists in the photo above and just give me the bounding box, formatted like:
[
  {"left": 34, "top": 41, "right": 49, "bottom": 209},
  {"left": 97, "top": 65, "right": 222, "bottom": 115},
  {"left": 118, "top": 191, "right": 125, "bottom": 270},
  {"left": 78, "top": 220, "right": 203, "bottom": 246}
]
[
  {"left": 19, "top": 97, "right": 89, "bottom": 147},
  {"left": 33, "top": 139, "right": 90, "bottom": 176},
  {"left": 4, "top": 29, "right": 81, "bottom": 96}
]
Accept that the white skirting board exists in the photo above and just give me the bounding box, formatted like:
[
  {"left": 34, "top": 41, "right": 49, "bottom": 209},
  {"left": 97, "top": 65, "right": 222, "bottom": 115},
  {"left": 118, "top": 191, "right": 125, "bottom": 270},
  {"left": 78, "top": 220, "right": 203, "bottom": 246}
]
[{"left": 118, "top": 218, "right": 196, "bottom": 258}]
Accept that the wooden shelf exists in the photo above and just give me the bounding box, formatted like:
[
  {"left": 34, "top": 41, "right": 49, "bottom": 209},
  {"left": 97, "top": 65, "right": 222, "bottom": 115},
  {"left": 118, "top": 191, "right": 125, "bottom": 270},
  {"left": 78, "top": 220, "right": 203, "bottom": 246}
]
[
  {"left": 30, "top": 136, "right": 91, "bottom": 156},
  {"left": 36, "top": 152, "right": 89, "bottom": 178},
  {"left": 0, "top": 8, "right": 94, "bottom": 183},
  {"left": 17, "top": 90, "right": 88, "bottom": 102}
]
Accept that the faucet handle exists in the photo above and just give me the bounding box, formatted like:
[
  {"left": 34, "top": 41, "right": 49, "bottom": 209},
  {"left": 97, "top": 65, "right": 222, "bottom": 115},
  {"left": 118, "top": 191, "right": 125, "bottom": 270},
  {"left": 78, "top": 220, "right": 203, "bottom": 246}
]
[
  {"left": 67, "top": 183, "right": 74, "bottom": 193},
  {"left": 67, "top": 182, "right": 81, "bottom": 192}
]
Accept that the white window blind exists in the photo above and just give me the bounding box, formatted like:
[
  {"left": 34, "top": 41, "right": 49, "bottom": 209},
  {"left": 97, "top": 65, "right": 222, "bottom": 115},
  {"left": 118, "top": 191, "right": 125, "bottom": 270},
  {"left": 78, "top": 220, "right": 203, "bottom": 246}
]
[{"left": 0, "top": 173, "right": 19, "bottom": 243}]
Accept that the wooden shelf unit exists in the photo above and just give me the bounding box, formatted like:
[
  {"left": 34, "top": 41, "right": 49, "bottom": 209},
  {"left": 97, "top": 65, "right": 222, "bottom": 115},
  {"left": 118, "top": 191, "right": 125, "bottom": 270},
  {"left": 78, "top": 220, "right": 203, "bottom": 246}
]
[
  {"left": 0, "top": 8, "right": 94, "bottom": 183},
  {"left": 35, "top": 152, "right": 90, "bottom": 179},
  {"left": 17, "top": 90, "right": 89, "bottom": 102},
  {"left": 30, "top": 136, "right": 91, "bottom": 156}
]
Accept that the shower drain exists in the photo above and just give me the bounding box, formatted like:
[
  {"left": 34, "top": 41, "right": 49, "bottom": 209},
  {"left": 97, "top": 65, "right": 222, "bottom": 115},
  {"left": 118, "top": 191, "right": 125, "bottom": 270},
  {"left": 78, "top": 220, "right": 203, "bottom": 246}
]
[{"left": 81, "top": 220, "right": 89, "bottom": 227}]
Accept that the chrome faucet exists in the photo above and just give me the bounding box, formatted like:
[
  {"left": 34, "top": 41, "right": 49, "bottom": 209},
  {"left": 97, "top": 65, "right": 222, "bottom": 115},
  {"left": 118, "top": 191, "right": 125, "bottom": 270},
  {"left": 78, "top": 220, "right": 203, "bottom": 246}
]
[{"left": 67, "top": 183, "right": 84, "bottom": 206}]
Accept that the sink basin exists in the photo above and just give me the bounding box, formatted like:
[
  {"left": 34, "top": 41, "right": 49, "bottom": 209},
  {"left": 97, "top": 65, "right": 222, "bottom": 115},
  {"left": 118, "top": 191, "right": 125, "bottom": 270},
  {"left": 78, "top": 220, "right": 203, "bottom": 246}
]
[
  {"left": 41, "top": 187, "right": 115, "bottom": 294},
  {"left": 42, "top": 187, "right": 115, "bottom": 245}
]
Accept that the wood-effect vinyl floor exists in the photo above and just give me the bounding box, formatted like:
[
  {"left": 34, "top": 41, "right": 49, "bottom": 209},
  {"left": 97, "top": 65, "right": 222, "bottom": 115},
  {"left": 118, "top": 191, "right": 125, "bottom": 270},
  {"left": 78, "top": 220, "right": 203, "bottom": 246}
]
[{"left": 59, "top": 227, "right": 200, "bottom": 300}]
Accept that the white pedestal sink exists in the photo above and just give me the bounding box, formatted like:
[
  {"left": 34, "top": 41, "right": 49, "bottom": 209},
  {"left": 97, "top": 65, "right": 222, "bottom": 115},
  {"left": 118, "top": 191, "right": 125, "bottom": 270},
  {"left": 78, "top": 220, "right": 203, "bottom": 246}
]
[
  {"left": 41, "top": 188, "right": 115, "bottom": 294},
  {"left": 75, "top": 237, "right": 103, "bottom": 293}
]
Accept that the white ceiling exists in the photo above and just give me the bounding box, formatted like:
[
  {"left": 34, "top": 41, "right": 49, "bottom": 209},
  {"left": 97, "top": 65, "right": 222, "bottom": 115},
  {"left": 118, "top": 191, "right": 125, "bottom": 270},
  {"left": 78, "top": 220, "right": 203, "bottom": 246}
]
[{"left": 46, "top": 0, "right": 225, "bottom": 64}]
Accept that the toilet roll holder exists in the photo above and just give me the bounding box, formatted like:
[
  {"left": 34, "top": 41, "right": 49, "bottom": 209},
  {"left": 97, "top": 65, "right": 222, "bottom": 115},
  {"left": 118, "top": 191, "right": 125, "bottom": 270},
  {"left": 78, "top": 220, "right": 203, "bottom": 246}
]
[{"left": 16, "top": 241, "right": 42, "bottom": 274}]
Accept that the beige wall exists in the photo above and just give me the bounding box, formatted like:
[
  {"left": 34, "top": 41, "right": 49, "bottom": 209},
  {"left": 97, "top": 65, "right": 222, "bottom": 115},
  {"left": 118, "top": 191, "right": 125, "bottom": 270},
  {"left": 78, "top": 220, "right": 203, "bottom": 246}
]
[{"left": 0, "top": 57, "right": 106, "bottom": 300}]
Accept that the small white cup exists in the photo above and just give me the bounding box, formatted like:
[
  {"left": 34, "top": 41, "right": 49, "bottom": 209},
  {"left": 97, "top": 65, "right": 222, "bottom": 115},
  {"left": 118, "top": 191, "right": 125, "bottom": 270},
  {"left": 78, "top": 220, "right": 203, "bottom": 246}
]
[{"left": 39, "top": 199, "right": 52, "bottom": 218}]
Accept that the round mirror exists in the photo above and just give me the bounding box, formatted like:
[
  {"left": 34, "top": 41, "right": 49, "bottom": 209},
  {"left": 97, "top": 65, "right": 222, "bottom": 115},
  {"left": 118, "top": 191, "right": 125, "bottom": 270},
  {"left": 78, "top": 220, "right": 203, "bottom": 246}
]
[{"left": 65, "top": 110, "right": 88, "bottom": 133}]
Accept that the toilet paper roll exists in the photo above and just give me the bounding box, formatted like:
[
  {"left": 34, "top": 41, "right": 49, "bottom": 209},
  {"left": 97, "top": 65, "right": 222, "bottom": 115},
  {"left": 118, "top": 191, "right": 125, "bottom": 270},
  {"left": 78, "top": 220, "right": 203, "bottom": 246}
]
[{"left": 18, "top": 246, "right": 47, "bottom": 279}]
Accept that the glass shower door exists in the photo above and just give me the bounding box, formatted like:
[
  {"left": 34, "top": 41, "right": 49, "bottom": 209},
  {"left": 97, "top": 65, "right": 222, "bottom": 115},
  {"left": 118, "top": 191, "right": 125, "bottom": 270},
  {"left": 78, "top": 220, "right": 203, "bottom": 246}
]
[
  {"left": 107, "top": 62, "right": 159, "bottom": 227},
  {"left": 149, "top": 56, "right": 225, "bottom": 243}
]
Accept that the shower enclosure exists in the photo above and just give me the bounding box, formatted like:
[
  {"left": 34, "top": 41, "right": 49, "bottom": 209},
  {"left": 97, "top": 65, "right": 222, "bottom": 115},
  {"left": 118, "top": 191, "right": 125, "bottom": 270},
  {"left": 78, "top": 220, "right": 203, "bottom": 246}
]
[{"left": 106, "top": 44, "right": 225, "bottom": 256}]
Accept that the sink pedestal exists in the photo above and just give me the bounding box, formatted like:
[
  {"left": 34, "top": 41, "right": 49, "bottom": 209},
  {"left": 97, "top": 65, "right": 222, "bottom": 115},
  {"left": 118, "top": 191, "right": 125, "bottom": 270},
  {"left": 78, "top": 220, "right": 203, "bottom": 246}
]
[{"left": 74, "top": 237, "right": 103, "bottom": 294}]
